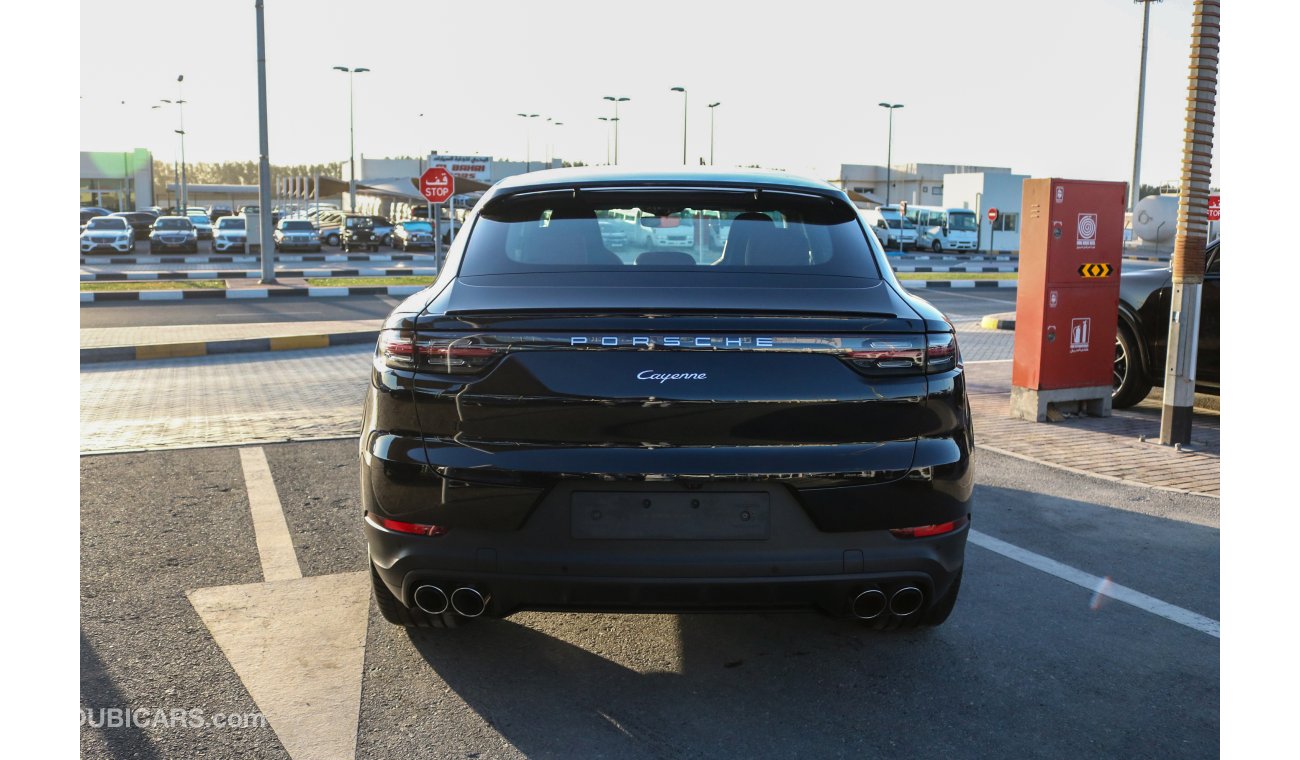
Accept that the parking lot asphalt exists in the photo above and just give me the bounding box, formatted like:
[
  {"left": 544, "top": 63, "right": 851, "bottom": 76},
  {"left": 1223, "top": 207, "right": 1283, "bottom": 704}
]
[{"left": 80, "top": 439, "right": 1219, "bottom": 760}]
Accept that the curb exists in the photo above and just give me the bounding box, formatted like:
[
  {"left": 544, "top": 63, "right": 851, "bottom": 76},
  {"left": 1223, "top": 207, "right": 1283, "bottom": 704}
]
[
  {"left": 81, "top": 268, "right": 437, "bottom": 282},
  {"left": 980, "top": 312, "right": 1017, "bottom": 330},
  {"left": 81, "top": 253, "right": 435, "bottom": 265},
  {"left": 80, "top": 285, "right": 427, "bottom": 302},
  {"left": 888, "top": 254, "right": 1017, "bottom": 262},
  {"left": 901, "top": 280, "right": 1017, "bottom": 289},
  {"left": 894, "top": 265, "right": 1018, "bottom": 273},
  {"left": 80, "top": 329, "right": 380, "bottom": 364},
  {"left": 1122, "top": 255, "right": 1171, "bottom": 263}
]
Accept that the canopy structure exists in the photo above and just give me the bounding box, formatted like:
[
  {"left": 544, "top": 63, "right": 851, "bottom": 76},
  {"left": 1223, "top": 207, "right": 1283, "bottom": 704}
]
[{"left": 354, "top": 175, "right": 493, "bottom": 202}]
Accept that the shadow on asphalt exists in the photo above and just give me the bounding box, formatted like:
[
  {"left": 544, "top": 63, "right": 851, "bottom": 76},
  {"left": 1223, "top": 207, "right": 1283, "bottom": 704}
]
[{"left": 80, "top": 629, "right": 166, "bottom": 760}]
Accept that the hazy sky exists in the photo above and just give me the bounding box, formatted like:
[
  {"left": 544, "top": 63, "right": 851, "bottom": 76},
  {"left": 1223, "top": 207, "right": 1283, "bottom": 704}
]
[{"left": 80, "top": 0, "right": 1217, "bottom": 186}]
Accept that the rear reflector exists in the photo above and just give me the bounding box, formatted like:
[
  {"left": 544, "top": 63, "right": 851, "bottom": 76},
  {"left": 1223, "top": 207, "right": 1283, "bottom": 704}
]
[
  {"left": 365, "top": 512, "right": 449, "bottom": 537},
  {"left": 890, "top": 515, "right": 969, "bottom": 539}
]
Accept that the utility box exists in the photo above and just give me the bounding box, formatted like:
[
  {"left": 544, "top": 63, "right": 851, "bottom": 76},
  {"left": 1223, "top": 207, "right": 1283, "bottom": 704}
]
[
  {"left": 1011, "top": 178, "right": 1127, "bottom": 422},
  {"left": 243, "top": 210, "right": 263, "bottom": 254}
]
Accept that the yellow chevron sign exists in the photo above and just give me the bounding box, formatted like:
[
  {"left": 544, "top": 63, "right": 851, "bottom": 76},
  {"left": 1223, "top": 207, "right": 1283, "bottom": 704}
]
[{"left": 1077, "top": 263, "right": 1113, "bottom": 278}]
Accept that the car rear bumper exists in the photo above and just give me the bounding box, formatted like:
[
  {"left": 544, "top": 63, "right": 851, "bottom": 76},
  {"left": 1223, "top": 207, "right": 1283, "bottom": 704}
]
[
  {"left": 362, "top": 428, "right": 972, "bottom": 618},
  {"left": 81, "top": 241, "right": 132, "bottom": 252}
]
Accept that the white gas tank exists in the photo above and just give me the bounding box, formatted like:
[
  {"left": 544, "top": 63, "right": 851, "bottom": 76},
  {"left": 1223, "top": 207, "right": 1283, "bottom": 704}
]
[{"left": 1132, "top": 194, "right": 1179, "bottom": 243}]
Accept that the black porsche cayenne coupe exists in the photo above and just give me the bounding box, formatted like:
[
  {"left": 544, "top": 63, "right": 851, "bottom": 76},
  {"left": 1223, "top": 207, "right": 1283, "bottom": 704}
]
[{"left": 362, "top": 168, "right": 973, "bottom": 630}]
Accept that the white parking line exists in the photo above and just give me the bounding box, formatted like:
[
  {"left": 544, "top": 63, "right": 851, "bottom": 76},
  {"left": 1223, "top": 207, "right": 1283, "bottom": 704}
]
[
  {"left": 968, "top": 529, "right": 1219, "bottom": 638},
  {"left": 237, "top": 447, "right": 302, "bottom": 582}
]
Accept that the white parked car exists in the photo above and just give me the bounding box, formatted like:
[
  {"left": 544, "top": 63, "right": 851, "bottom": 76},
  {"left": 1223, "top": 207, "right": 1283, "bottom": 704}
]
[
  {"left": 81, "top": 216, "right": 134, "bottom": 253},
  {"left": 213, "top": 216, "right": 248, "bottom": 253}
]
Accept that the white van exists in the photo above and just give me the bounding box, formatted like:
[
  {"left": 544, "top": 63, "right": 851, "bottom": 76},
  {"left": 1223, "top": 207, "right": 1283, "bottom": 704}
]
[
  {"left": 861, "top": 207, "right": 917, "bottom": 251},
  {"left": 905, "top": 206, "right": 979, "bottom": 253}
]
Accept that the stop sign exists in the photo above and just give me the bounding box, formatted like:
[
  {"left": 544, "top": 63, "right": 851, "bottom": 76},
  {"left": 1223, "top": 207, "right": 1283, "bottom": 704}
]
[
  {"left": 987, "top": 207, "right": 999, "bottom": 223},
  {"left": 420, "top": 167, "right": 455, "bottom": 203},
  {"left": 1208, "top": 194, "right": 1220, "bottom": 221}
]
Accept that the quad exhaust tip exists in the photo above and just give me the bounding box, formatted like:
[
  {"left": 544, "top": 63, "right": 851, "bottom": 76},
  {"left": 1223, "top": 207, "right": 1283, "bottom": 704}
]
[
  {"left": 451, "top": 587, "right": 490, "bottom": 618},
  {"left": 852, "top": 589, "right": 888, "bottom": 620},
  {"left": 412, "top": 585, "right": 449, "bottom": 616},
  {"left": 889, "top": 586, "right": 925, "bottom": 617}
]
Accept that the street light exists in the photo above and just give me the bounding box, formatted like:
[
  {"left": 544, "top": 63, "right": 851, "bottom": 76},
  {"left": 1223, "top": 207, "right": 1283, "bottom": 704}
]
[
  {"left": 159, "top": 75, "right": 188, "bottom": 211},
  {"left": 546, "top": 119, "right": 565, "bottom": 168},
  {"left": 333, "top": 65, "right": 370, "bottom": 211},
  {"left": 670, "top": 87, "right": 687, "bottom": 165},
  {"left": 1130, "top": 0, "right": 1163, "bottom": 212},
  {"left": 595, "top": 115, "right": 613, "bottom": 164},
  {"left": 878, "top": 102, "right": 904, "bottom": 207},
  {"left": 517, "top": 113, "right": 540, "bottom": 171},
  {"left": 602, "top": 96, "right": 629, "bottom": 164},
  {"left": 707, "top": 102, "right": 721, "bottom": 166}
]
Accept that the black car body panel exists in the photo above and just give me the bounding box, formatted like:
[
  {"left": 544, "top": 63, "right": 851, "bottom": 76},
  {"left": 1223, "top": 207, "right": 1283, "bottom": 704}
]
[
  {"left": 363, "top": 168, "right": 972, "bottom": 624},
  {"left": 1118, "top": 242, "right": 1219, "bottom": 395}
]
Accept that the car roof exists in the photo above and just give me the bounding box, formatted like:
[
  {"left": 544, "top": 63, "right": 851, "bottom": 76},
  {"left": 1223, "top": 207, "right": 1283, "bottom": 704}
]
[
  {"left": 488, "top": 166, "right": 841, "bottom": 196},
  {"left": 155, "top": 215, "right": 191, "bottom": 221}
]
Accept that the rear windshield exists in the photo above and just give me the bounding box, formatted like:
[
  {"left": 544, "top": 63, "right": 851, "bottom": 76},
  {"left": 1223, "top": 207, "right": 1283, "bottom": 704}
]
[{"left": 460, "top": 189, "right": 880, "bottom": 278}]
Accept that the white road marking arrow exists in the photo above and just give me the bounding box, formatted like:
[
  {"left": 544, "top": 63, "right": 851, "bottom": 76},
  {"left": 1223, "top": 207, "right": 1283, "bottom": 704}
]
[{"left": 187, "top": 446, "right": 371, "bottom": 760}]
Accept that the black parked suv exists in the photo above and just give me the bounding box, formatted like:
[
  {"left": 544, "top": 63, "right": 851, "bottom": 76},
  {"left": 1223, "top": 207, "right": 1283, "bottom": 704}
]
[
  {"left": 363, "top": 168, "right": 973, "bottom": 631},
  {"left": 1113, "top": 241, "right": 1220, "bottom": 407},
  {"left": 340, "top": 213, "right": 378, "bottom": 253}
]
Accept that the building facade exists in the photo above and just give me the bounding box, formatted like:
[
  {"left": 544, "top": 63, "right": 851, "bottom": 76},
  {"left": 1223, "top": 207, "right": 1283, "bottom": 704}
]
[
  {"left": 941, "top": 171, "right": 1031, "bottom": 253},
  {"left": 80, "top": 149, "right": 153, "bottom": 211},
  {"left": 832, "top": 163, "right": 1011, "bottom": 208}
]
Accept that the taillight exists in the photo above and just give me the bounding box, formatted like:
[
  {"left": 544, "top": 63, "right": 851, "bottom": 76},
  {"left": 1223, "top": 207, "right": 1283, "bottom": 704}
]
[
  {"left": 378, "top": 329, "right": 504, "bottom": 374},
  {"left": 841, "top": 332, "right": 959, "bottom": 374},
  {"left": 926, "top": 332, "right": 959, "bottom": 373},
  {"left": 366, "top": 512, "right": 450, "bottom": 537},
  {"left": 890, "top": 515, "right": 969, "bottom": 539},
  {"left": 846, "top": 339, "right": 925, "bottom": 372}
]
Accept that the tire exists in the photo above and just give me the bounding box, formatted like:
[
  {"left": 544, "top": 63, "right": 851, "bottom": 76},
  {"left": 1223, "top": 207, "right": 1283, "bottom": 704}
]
[
  {"left": 327, "top": 233, "right": 340, "bottom": 247},
  {"left": 931, "top": 240, "right": 943, "bottom": 253},
  {"left": 383, "top": 234, "right": 392, "bottom": 247},
  {"left": 370, "top": 561, "right": 460, "bottom": 629},
  {"left": 1112, "top": 324, "right": 1153, "bottom": 408}
]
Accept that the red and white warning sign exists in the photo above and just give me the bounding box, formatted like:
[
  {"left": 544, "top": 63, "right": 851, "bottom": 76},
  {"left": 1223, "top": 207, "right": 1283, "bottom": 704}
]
[
  {"left": 1208, "top": 194, "right": 1220, "bottom": 222},
  {"left": 1070, "top": 317, "right": 1091, "bottom": 354}
]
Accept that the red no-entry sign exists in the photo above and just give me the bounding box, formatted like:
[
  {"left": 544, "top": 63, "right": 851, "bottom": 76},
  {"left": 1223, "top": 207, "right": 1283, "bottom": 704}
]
[
  {"left": 987, "top": 207, "right": 1000, "bottom": 223},
  {"left": 420, "top": 168, "right": 455, "bottom": 203}
]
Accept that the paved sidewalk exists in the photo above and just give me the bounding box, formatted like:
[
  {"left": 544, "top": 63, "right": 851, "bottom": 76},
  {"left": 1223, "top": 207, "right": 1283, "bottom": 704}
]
[
  {"left": 80, "top": 319, "right": 383, "bottom": 363},
  {"left": 966, "top": 361, "right": 1219, "bottom": 497},
  {"left": 80, "top": 319, "right": 381, "bottom": 348}
]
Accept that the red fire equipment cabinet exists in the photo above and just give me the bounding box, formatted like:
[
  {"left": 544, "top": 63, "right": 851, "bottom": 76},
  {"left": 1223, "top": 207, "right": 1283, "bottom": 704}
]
[{"left": 1011, "top": 178, "right": 1127, "bottom": 422}]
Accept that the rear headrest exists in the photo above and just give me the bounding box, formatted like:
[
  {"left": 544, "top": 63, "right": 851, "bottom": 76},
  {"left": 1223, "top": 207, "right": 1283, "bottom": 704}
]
[
  {"left": 745, "top": 227, "right": 811, "bottom": 267},
  {"left": 635, "top": 250, "right": 696, "bottom": 266},
  {"left": 531, "top": 221, "right": 591, "bottom": 265},
  {"left": 722, "top": 212, "right": 774, "bottom": 264}
]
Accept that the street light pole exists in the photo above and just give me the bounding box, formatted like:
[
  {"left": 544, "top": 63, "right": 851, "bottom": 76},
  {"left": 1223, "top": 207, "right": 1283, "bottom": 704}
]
[
  {"left": 254, "top": 0, "right": 276, "bottom": 284},
  {"left": 878, "top": 103, "right": 903, "bottom": 208},
  {"left": 603, "top": 96, "right": 629, "bottom": 164},
  {"left": 670, "top": 87, "right": 687, "bottom": 165},
  {"left": 517, "top": 113, "right": 539, "bottom": 171},
  {"left": 1130, "top": 0, "right": 1162, "bottom": 212},
  {"left": 597, "top": 117, "right": 613, "bottom": 165},
  {"left": 333, "top": 65, "right": 370, "bottom": 211},
  {"left": 707, "top": 102, "right": 720, "bottom": 166}
]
